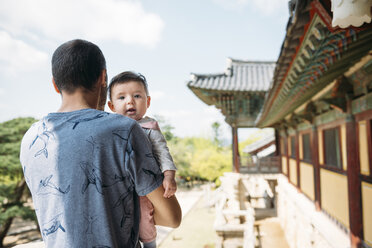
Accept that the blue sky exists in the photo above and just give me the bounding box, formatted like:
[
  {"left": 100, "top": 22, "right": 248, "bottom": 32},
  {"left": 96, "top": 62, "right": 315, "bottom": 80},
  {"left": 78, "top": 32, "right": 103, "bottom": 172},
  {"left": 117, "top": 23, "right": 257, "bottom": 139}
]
[{"left": 0, "top": 0, "right": 289, "bottom": 142}]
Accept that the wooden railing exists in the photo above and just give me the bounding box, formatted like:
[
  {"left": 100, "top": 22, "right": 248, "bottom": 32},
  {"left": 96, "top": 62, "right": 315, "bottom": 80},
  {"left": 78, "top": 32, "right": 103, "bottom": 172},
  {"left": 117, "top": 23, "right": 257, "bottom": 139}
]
[{"left": 240, "top": 156, "right": 280, "bottom": 174}]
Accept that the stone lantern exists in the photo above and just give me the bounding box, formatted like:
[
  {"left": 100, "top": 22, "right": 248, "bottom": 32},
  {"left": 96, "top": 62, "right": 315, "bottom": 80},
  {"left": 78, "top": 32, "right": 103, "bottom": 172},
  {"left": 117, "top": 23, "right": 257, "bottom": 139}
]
[{"left": 331, "top": 0, "right": 372, "bottom": 28}]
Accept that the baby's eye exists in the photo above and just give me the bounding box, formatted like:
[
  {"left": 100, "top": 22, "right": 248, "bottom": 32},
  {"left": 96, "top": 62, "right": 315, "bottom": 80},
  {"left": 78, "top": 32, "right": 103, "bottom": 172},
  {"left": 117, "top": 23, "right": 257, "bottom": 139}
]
[
  {"left": 134, "top": 94, "right": 142, "bottom": 98},
  {"left": 118, "top": 96, "right": 125, "bottom": 100}
]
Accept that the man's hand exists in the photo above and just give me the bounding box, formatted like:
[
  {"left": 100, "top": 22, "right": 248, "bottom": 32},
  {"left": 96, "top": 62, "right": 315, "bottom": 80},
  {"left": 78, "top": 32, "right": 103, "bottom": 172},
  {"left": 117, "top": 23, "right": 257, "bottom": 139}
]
[{"left": 163, "top": 170, "right": 177, "bottom": 198}]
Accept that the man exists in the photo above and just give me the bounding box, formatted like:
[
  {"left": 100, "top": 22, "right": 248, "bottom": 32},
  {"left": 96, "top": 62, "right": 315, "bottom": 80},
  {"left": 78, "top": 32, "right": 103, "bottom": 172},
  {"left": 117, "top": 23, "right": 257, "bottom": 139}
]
[{"left": 20, "top": 39, "right": 181, "bottom": 247}]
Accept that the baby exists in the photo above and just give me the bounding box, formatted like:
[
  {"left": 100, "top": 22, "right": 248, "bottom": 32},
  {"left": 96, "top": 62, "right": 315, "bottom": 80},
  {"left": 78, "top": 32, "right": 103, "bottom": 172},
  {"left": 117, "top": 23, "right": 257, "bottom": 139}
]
[{"left": 108, "top": 71, "right": 177, "bottom": 248}]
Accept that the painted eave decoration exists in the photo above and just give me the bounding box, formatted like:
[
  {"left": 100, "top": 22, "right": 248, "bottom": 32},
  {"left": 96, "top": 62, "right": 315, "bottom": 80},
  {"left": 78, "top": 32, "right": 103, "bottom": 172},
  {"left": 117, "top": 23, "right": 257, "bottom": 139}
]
[{"left": 256, "top": 0, "right": 372, "bottom": 128}]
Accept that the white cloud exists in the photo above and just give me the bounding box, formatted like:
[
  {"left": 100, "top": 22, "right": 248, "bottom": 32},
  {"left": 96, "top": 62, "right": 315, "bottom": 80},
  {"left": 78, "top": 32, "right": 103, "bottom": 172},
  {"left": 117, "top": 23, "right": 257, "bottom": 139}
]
[
  {"left": 203, "top": 106, "right": 222, "bottom": 114},
  {"left": 150, "top": 90, "right": 165, "bottom": 100},
  {"left": 250, "top": 0, "right": 289, "bottom": 16},
  {"left": 213, "top": 0, "right": 288, "bottom": 15},
  {"left": 0, "top": 31, "right": 48, "bottom": 74},
  {"left": 0, "top": 88, "right": 4, "bottom": 95},
  {"left": 152, "top": 105, "right": 262, "bottom": 143},
  {"left": 148, "top": 106, "right": 229, "bottom": 139},
  {"left": 0, "top": 0, "right": 164, "bottom": 48}
]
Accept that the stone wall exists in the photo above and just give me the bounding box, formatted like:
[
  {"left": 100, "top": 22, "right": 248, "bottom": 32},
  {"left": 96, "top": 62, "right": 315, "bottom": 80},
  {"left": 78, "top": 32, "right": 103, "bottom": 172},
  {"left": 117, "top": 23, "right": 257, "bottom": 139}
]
[{"left": 277, "top": 175, "right": 350, "bottom": 248}]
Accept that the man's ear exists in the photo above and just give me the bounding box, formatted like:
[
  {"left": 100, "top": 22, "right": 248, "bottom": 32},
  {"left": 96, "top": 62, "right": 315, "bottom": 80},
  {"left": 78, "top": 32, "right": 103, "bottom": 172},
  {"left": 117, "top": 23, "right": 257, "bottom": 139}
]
[
  {"left": 52, "top": 78, "right": 60, "bottom": 93},
  {"left": 147, "top": 96, "right": 151, "bottom": 108},
  {"left": 99, "top": 69, "right": 107, "bottom": 87},
  {"left": 107, "top": 101, "right": 115, "bottom": 112}
]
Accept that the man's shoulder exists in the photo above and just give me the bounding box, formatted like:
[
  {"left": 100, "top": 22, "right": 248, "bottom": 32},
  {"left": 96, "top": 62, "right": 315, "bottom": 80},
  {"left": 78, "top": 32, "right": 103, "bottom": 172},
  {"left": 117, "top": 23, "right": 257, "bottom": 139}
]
[
  {"left": 91, "top": 112, "right": 139, "bottom": 137},
  {"left": 106, "top": 112, "right": 137, "bottom": 126},
  {"left": 20, "top": 119, "right": 42, "bottom": 144},
  {"left": 41, "top": 109, "right": 138, "bottom": 135}
]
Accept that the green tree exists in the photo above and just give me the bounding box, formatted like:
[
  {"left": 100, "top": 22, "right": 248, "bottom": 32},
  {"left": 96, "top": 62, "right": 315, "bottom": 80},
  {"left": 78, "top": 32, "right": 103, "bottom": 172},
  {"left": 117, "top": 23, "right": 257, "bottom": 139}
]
[
  {"left": 147, "top": 115, "right": 232, "bottom": 185},
  {"left": 169, "top": 136, "right": 231, "bottom": 184},
  {"left": 0, "top": 117, "right": 38, "bottom": 246},
  {"left": 211, "top": 121, "right": 222, "bottom": 147},
  {"left": 189, "top": 138, "right": 231, "bottom": 182},
  {"left": 167, "top": 137, "right": 195, "bottom": 179},
  {"left": 153, "top": 115, "right": 176, "bottom": 142}
]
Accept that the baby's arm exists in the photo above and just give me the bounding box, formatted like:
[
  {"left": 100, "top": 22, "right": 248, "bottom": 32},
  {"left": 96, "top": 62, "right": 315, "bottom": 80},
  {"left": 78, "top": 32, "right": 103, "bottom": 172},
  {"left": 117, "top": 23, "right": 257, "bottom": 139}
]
[
  {"left": 148, "top": 129, "right": 177, "bottom": 198},
  {"left": 139, "top": 118, "right": 177, "bottom": 198}
]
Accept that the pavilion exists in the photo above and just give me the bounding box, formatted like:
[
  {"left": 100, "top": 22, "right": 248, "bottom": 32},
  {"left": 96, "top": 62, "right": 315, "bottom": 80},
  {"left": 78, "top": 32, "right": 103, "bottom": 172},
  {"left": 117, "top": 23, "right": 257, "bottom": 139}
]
[{"left": 187, "top": 59, "right": 276, "bottom": 172}]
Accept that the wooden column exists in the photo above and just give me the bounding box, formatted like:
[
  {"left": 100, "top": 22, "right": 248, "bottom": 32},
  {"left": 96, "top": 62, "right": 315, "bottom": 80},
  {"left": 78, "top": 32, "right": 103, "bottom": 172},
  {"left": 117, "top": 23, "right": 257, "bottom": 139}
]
[
  {"left": 232, "top": 125, "right": 240, "bottom": 173},
  {"left": 275, "top": 129, "right": 280, "bottom": 156},
  {"left": 296, "top": 131, "right": 301, "bottom": 188},
  {"left": 312, "top": 125, "right": 321, "bottom": 211},
  {"left": 346, "top": 114, "right": 362, "bottom": 248},
  {"left": 275, "top": 129, "right": 282, "bottom": 173},
  {"left": 286, "top": 135, "right": 290, "bottom": 180}
]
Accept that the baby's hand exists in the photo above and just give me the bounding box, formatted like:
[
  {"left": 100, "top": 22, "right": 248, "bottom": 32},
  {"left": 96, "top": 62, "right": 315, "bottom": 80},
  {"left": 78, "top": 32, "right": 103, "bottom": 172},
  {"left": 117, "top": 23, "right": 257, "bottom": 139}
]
[{"left": 163, "top": 170, "right": 177, "bottom": 198}]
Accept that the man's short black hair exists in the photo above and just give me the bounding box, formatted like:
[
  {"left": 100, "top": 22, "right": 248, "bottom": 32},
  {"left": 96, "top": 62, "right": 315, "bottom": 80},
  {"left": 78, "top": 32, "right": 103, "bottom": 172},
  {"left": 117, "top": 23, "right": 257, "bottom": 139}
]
[
  {"left": 108, "top": 71, "right": 149, "bottom": 101},
  {"left": 52, "top": 39, "right": 106, "bottom": 93}
]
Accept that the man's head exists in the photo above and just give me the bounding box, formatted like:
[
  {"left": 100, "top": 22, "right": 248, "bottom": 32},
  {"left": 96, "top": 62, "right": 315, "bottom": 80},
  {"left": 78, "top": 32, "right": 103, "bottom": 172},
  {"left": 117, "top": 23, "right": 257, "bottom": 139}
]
[
  {"left": 52, "top": 39, "right": 107, "bottom": 94},
  {"left": 108, "top": 71, "right": 150, "bottom": 121}
]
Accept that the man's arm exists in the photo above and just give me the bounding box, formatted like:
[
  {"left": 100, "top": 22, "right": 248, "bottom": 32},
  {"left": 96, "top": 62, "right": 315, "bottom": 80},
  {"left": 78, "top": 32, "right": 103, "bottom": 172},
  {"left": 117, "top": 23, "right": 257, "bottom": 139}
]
[{"left": 147, "top": 185, "right": 182, "bottom": 228}]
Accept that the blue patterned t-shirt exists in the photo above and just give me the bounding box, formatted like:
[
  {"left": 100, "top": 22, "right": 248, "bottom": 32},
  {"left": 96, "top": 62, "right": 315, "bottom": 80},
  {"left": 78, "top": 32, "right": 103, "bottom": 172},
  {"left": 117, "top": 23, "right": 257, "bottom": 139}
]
[{"left": 20, "top": 109, "right": 163, "bottom": 248}]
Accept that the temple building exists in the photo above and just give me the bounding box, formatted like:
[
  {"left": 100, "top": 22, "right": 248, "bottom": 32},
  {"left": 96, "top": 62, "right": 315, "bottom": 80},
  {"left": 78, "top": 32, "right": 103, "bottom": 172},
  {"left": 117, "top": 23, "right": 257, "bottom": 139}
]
[
  {"left": 188, "top": 59, "right": 276, "bottom": 172},
  {"left": 187, "top": 0, "right": 372, "bottom": 247}
]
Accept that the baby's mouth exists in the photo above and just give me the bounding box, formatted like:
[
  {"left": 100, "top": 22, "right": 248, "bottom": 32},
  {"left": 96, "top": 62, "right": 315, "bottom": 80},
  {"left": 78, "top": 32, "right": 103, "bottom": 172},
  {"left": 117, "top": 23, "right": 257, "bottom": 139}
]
[{"left": 126, "top": 108, "right": 136, "bottom": 114}]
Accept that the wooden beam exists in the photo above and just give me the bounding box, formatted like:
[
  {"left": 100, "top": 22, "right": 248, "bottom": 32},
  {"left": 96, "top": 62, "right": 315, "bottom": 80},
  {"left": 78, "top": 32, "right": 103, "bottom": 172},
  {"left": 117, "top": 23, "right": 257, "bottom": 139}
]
[
  {"left": 318, "top": 76, "right": 354, "bottom": 113},
  {"left": 320, "top": 98, "right": 347, "bottom": 112}
]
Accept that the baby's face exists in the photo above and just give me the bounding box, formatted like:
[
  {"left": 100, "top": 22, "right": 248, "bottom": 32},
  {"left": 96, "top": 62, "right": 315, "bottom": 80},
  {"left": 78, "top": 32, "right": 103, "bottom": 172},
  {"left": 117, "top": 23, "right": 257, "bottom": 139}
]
[{"left": 108, "top": 81, "right": 150, "bottom": 121}]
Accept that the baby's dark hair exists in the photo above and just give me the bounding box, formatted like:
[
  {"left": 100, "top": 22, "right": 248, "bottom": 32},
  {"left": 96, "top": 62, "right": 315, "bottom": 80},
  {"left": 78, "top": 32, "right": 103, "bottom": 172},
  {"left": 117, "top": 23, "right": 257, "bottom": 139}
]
[{"left": 108, "top": 71, "right": 149, "bottom": 101}]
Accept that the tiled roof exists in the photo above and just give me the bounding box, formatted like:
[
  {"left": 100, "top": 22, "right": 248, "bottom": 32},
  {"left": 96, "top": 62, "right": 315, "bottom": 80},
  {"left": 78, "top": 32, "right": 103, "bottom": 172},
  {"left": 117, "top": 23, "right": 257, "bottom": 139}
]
[
  {"left": 243, "top": 133, "right": 275, "bottom": 154},
  {"left": 188, "top": 58, "right": 276, "bottom": 92}
]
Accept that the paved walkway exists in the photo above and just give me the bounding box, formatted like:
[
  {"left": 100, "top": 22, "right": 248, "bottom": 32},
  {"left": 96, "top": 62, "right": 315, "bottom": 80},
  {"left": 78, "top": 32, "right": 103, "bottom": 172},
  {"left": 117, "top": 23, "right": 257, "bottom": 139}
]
[
  {"left": 159, "top": 190, "right": 218, "bottom": 248},
  {"left": 255, "top": 217, "right": 289, "bottom": 248}
]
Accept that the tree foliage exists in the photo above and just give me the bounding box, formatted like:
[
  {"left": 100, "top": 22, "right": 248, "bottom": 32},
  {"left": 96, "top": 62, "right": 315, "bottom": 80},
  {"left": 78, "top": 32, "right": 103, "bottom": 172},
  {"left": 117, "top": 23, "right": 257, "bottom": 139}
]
[
  {"left": 164, "top": 125, "right": 232, "bottom": 185},
  {"left": 154, "top": 115, "right": 175, "bottom": 142},
  {"left": 211, "top": 121, "right": 222, "bottom": 148},
  {"left": 0, "top": 117, "right": 38, "bottom": 246},
  {"left": 153, "top": 115, "right": 232, "bottom": 183},
  {"left": 188, "top": 138, "right": 231, "bottom": 182},
  {"left": 169, "top": 137, "right": 232, "bottom": 183}
]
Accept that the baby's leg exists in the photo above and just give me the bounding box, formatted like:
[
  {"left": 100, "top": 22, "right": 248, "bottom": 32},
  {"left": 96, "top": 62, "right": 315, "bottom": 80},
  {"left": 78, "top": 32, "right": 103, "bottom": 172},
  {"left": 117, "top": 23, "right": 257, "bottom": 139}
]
[{"left": 139, "top": 196, "right": 157, "bottom": 246}]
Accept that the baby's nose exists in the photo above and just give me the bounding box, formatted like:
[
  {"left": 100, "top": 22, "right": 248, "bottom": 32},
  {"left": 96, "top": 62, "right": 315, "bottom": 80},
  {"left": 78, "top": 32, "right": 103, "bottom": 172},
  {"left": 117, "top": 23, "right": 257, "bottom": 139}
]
[{"left": 126, "top": 97, "right": 134, "bottom": 104}]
